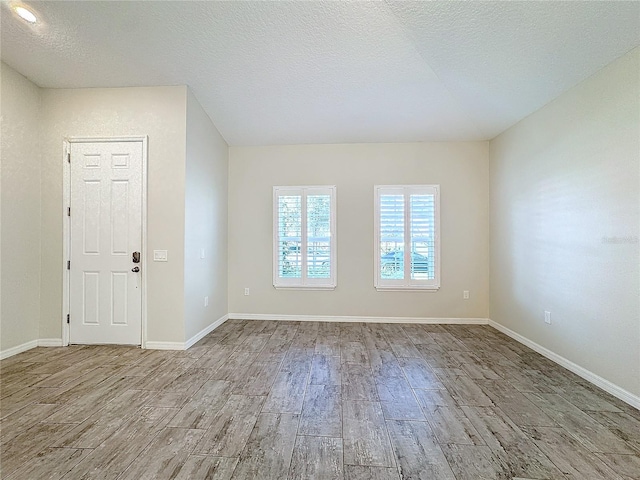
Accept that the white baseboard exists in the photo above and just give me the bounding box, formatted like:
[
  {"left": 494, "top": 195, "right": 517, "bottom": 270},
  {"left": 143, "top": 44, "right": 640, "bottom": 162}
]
[
  {"left": 1, "top": 315, "right": 230, "bottom": 356},
  {"left": 38, "top": 338, "right": 63, "bottom": 347},
  {"left": 0, "top": 338, "right": 65, "bottom": 360},
  {"left": 144, "top": 341, "right": 185, "bottom": 350},
  {"left": 0, "top": 340, "right": 38, "bottom": 360},
  {"left": 185, "top": 314, "right": 229, "bottom": 349},
  {"left": 228, "top": 313, "right": 489, "bottom": 325},
  {"left": 146, "top": 314, "right": 229, "bottom": 351},
  {"left": 488, "top": 319, "right": 640, "bottom": 410}
]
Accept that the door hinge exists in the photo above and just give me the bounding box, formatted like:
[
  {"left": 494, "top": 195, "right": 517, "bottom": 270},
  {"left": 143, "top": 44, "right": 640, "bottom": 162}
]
[
  {"left": 67, "top": 260, "right": 70, "bottom": 270},
  {"left": 67, "top": 314, "right": 70, "bottom": 324},
  {"left": 67, "top": 153, "right": 71, "bottom": 163},
  {"left": 67, "top": 207, "right": 71, "bottom": 216}
]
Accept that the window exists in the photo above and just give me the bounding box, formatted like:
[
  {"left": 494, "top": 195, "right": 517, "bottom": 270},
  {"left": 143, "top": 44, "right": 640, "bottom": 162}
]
[
  {"left": 273, "top": 186, "right": 336, "bottom": 289},
  {"left": 374, "top": 185, "right": 440, "bottom": 290}
]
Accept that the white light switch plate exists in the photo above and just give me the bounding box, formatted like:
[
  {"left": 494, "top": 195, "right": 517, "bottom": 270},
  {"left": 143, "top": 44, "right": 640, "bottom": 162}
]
[{"left": 153, "top": 250, "right": 168, "bottom": 262}]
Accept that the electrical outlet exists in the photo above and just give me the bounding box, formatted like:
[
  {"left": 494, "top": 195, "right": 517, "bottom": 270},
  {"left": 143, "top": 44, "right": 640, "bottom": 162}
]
[
  {"left": 204, "top": 296, "right": 209, "bottom": 307},
  {"left": 544, "top": 311, "right": 551, "bottom": 324},
  {"left": 463, "top": 290, "right": 470, "bottom": 300},
  {"left": 244, "top": 288, "right": 250, "bottom": 296}
]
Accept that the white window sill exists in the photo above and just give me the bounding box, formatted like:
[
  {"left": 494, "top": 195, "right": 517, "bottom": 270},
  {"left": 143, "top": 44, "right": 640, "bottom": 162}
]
[
  {"left": 274, "top": 285, "right": 336, "bottom": 291},
  {"left": 375, "top": 285, "right": 440, "bottom": 292}
]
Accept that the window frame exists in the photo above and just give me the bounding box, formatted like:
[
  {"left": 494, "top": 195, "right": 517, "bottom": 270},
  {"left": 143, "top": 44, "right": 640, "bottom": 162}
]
[
  {"left": 273, "top": 185, "right": 337, "bottom": 290},
  {"left": 374, "top": 185, "right": 440, "bottom": 291}
]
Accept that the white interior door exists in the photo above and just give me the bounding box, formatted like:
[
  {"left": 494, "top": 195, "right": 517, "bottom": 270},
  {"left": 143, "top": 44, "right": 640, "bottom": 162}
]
[{"left": 69, "top": 140, "right": 143, "bottom": 345}]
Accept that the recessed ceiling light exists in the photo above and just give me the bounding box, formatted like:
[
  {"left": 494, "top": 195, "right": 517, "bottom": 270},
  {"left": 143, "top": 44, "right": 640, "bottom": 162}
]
[{"left": 13, "top": 5, "right": 37, "bottom": 24}]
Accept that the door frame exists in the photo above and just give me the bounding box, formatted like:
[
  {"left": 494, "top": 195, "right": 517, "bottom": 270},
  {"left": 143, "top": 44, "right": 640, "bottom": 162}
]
[{"left": 62, "top": 136, "right": 149, "bottom": 348}]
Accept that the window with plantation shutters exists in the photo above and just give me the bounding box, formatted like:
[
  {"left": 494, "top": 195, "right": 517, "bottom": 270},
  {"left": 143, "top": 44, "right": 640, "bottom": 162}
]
[
  {"left": 374, "top": 185, "right": 440, "bottom": 290},
  {"left": 273, "top": 186, "right": 336, "bottom": 289}
]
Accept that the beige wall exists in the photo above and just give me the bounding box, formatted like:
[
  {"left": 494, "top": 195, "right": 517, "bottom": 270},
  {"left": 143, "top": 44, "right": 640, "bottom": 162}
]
[
  {"left": 490, "top": 48, "right": 640, "bottom": 397},
  {"left": 184, "top": 89, "right": 229, "bottom": 340},
  {"left": 229, "top": 142, "right": 490, "bottom": 319},
  {"left": 40, "top": 86, "right": 188, "bottom": 344},
  {"left": 0, "top": 63, "right": 42, "bottom": 351}
]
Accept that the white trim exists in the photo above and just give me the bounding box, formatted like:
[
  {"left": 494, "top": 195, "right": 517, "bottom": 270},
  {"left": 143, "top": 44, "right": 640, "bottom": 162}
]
[
  {"left": 146, "top": 314, "right": 229, "bottom": 351},
  {"left": 38, "top": 338, "right": 64, "bottom": 347},
  {"left": 0, "top": 338, "right": 65, "bottom": 360},
  {"left": 0, "top": 340, "right": 38, "bottom": 360},
  {"left": 62, "top": 136, "right": 149, "bottom": 348},
  {"left": 488, "top": 319, "right": 640, "bottom": 410},
  {"left": 184, "top": 314, "right": 229, "bottom": 349},
  {"left": 374, "top": 185, "right": 440, "bottom": 290},
  {"left": 229, "top": 313, "right": 488, "bottom": 324},
  {"left": 141, "top": 138, "right": 149, "bottom": 348},
  {"left": 144, "top": 341, "right": 185, "bottom": 351},
  {"left": 273, "top": 186, "right": 337, "bottom": 290},
  {"left": 375, "top": 286, "right": 440, "bottom": 292},
  {"left": 66, "top": 136, "right": 148, "bottom": 143},
  {"left": 273, "top": 286, "right": 336, "bottom": 291},
  {"left": 62, "top": 141, "right": 71, "bottom": 346}
]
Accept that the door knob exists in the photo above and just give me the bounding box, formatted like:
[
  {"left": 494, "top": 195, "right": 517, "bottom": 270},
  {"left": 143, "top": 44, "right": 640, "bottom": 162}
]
[
  {"left": 132, "top": 266, "right": 140, "bottom": 272},
  {"left": 132, "top": 251, "right": 141, "bottom": 263}
]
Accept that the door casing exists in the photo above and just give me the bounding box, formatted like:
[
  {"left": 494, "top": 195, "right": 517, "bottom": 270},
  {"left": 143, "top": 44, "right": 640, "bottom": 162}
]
[{"left": 62, "top": 136, "right": 148, "bottom": 348}]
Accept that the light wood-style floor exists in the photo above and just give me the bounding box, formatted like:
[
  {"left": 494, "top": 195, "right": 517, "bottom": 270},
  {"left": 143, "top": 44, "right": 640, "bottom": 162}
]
[{"left": 1, "top": 320, "right": 639, "bottom": 479}]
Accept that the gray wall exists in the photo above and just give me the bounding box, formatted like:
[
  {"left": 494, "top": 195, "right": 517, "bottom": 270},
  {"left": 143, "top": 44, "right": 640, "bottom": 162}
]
[
  {"left": 490, "top": 47, "right": 640, "bottom": 397},
  {"left": 0, "top": 63, "right": 42, "bottom": 351},
  {"left": 229, "top": 142, "right": 490, "bottom": 319},
  {"left": 40, "top": 86, "right": 188, "bottom": 344},
  {"left": 184, "top": 89, "right": 229, "bottom": 340}
]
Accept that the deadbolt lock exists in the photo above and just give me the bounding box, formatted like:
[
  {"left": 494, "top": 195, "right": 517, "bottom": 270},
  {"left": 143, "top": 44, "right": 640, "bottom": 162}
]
[{"left": 132, "top": 251, "right": 141, "bottom": 263}]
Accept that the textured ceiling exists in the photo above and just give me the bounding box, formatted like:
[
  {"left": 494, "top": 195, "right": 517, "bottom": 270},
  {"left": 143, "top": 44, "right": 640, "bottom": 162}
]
[{"left": 2, "top": 1, "right": 639, "bottom": 145}]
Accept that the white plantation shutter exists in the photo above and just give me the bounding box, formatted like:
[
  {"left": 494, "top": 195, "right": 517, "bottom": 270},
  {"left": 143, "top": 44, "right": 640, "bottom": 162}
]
[
  {"left": 277, "top": 194, "right": 302, "bottom": 280},
  {"left": 409, "top": 194, "right": 435, "bottom": 280},
  {"left": 375, "top": 185, "right": 440, "bottom": 290},
  {"left": 307, "top": 194, "right": 332, "bottom": 279},
  {"left": 379, "top": 191, "right": 405, "bottom": 280},
  {"left": 273, "top": 186, "right": 336, "bottom": 289}
]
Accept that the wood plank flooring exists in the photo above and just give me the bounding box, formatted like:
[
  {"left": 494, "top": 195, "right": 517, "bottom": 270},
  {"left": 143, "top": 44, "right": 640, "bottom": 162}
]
[{"left": 1, "top": 320, "right": 639, "bottom": 479}]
